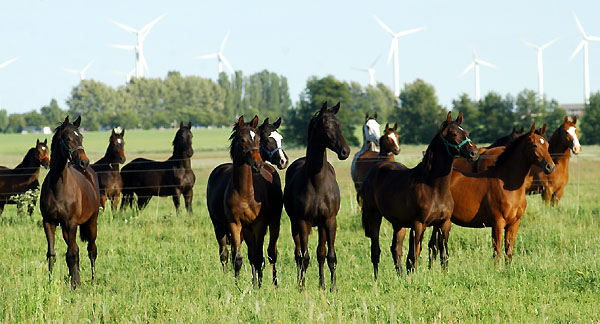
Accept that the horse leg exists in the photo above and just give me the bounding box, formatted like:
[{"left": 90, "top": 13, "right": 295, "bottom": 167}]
[
  {"left": 99, "top": 194, "right": 107, "bottom": 209},
  {"left": 363, "top": 209, "right": 382, "bottom": 279},
  {"left": 136, "top": 196, "right": 151, "bottom": 210},
  {"left": 27, "top": 200, "right": 37, "bottom": 216},
  {"left": 0, "top": 203, "right": 4, "bottom": 216},
  {"left": 491, "top": 219, "right": 505, "bottom": 262},
  {"left": 120, "top": 191, "right": 133, "bottom": 210},
  {"left": 438, "top": 219, "right": 452, "bottom": 270},
  {"left": 172, "top": 193, "right": 181, "bottom": 213},
  {"left": 316, "top": 226, "right": 327, "bottom": 290},
  {"left": 82, "top": 216, "right": 98, "bottom": 281},
  {"left": 228, "top": 222, "right": 243, "bottom": 279},
  {"left": 391, "top": 226, "right": 406, "bottom": 275},
  {"left": 428, "top": 227, "right": 440, "bottom": 269},
  {"left": 504, "top": 219, "right": 521, "bottom": 263},
  {"left": 551, "top": 186, "right": 565, "bottom": 207},
  {"left": 243, "top": 227, "right": 258, "bottom": 287},
  {"left": 183, "top": 189, "right": 194, "bottom": 214},
  {"left": 254, "top": 224, "right": 267, "bottom": 288},
  {"left": 298, "top": 220, "right": 311, "bottom": 290},
  {"left": 541, "top": 186, "right": 552, "bottom": 206},
  {"left": 213, "top": 224, "right": 229, "bottom": 271},
  {"left": 63, "top": 224, "right": 81, "bottom": 288},
  {"left": 406, "top": 221, "right": 425, "bottom": 273},
  {"left": 324, "top": 217, "right": 338, "bottom": 292},
  {"left": 111, "top": 193, "right": 121, "bottom": 213},
  {"left": 43, "top": 221, "right": 57, "bottom": 279},
  {"left": 267, "top": 218, "right": 280, "bottom": 285}
]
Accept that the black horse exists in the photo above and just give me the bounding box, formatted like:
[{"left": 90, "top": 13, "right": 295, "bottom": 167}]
[
  {"left": 121, "top": 122, "right": 195, "bottom": 213},
  {"left": 91, "top": 129, "right": 126, "bottom": 211}
]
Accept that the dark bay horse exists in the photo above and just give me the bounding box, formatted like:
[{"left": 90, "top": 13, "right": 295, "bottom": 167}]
[
  {"left": 527, "top": 116, "right": 580, "bottom": 205},
  {"left": 121, "top": 122, "right": 195, "bottom": 213},
  {"left": 284, "top": 102, "right": 350, "bottom": 290},
  {"left": 351, "top": 113, "right": 381, "bottom": 183},
  {"left": 0, "top": 139, "right": 50, "bottom": 215},
  {"left": 454, "top": 127, "right": 523, "bottom": 173},
  {"left": 361, "top": 112, "right": 478, "bottom": 278},
  {"left": 352, "top": 123, "right": 400, "bottom": 204},
  {"left": 206, "top": 117, "right": 286, "bottom": 285},
  {"left": 429, "top": 124, "right": 555, "bottom": 263},
  {"left": 91, "top": 129, "right": 125, "bottom": 211},
  {"left": 40, "top": 116, "right": 101, "bottom": 288}
]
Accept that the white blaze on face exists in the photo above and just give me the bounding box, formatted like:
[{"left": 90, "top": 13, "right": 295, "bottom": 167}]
[
  {"left": 250, "top": 130, "right": 256, "bottom": 141},
  {"left": 270, "top": 131, "right": 287, "bottom": 164},
  {"left": 567, "top": 126, "right": 581, "bottom": 153},
  {"left": 388, "top": 133, "right": 399, "bottom": 151},
  {"left": 42, "top": 147, "right": 47, "bottom": 151},
  {"left": 540, "top": 138, "right": 544, "bottom": 145},
  {"left": 74, "top": 130, "right": 80, "bottom": 137},
  {"left": 117, "top": 138, "right": 122, "bottom": 144}
]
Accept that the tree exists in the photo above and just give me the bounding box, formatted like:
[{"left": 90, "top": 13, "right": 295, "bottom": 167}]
[
  {"left": 6, "top": 114, "right": 25, "bottom": 133},
  {"left": 477, "top": 92, "right": 516, "bottom": 143},
  {"left": 40, "top": 99, "right": 66, "bottom": 126},
  {"left": 23, "top": 111, "right": 47, "bottom": 127},
  {"left": 0, "top": 109, "right": 8, "bottom": 132},
  {"left": 581, "top": 92, "right": 600, "bottom": 144},
  {"left": 451, "top": 93, "right": 481, "bottom": 139}
]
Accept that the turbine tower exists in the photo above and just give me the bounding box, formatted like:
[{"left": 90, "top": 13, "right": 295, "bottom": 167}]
[
  {"left": 373, "top": 15, "right": 424, "bottom": 97},
  {"left": 569, "top": 12, "right": 600, "bottom": 105},
  {"left": 459, "top": 48, "right": 497, "bottom": 102},
  {"left": 111, "top": 14, "right": 166, "bottom": 79},
  {"left": 194, "top": 31, "right": 234, "bottom": 75},
  {"left": 522, "top": 38, "right": 558, "bottom": 103},
  {"left": 353, "top": 55, "right": 381, "bottom": 87},
  {"left": 63, "top": 60, "right": 95, "bottom": 81},
  {"left": 113, "top": 68, "right": 135, "bottom": 83}
]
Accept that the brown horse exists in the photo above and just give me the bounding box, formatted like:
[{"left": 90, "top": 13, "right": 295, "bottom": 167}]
[
  {"left": 361, "top": 112, "right": 478, "bottom": 278},
  {"left": 0, "top": 139, "right": 50, "bottom": 215},
  {"left": 429, "top": 124, "right": 555, "bottom": 263},
  {"left": 206, "top": 117, "right": 286, "bottom": 286},
  {"left": 120, "top": 122, "right": 195, "bottom": 213},
  {"left": 527, "top": 116, "right": 580, "bottom": 205},
  {"left": 40, "top": 116, "right": 101, "bottom": 288},
  {"left": 453, "top": 127, "right": 524, "bottom": 173},
  {"left": 284, "top": 102, "right": 350, "bottom": 290},
  {"left": 91, "top": 129, "right": 125, "bottom": 211},
  {"left": 352, "top": 123, "right": 400, "bottom": 204}
]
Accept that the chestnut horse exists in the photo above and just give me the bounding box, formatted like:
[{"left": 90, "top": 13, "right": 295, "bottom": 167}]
[
  {"left": 454, "top": 127, "right": 523, "bottom": 173},
  {"left": 351, "top": 113, "right": 381, "bottom": 183},
  {"left": 361, "top": 112, "right": 478, "bottom": 278},
  {"left": 40, "top": 116, "right": 101, "bottom": 288},
  {"left": 429, "top": 124, "right": 555, "bottom": 263},
  {"left": 352, "top": 123, "right": 400, "bottom": 204},
  {"left": 91, "top": 129, "right": 125, "bottom": 211},
  {"left": 0, "top": 139, "right": 50, "bottom": 215},
  {"left": 121, "top": 122, "right": 195, "bottom": 213},
  {"left": 206, "top": 117, "right": 286, "bottom": 285},
  {"left": 527, "top": 116, "right": 580, "bottom": 205},
  {"left": 284, "top": 102, "right": 350, "bottom": 290}
]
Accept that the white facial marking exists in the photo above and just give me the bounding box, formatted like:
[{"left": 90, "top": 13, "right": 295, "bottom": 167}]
[
  {"left": 567, "top": 126, "right": 581, "bottom": 151},
  {"left": 540, "top": 138, "right": 544, "bottom": 145},
  {"left": 458, "top": 126, "right": 464, "bottom": 131},
  {"left": 42, "top": 147, "right": 47, "bottom": 151},
  {"left": 117, "top": 138, "right": 122, "bottom": 144},
  {"left": 270, "top": 131, "right": 287, "bottom": 163},
  {"left": 250, "top": 130, "right": 256, "bottom": 140},
  {"left": 388, "top": 133, "right": 399, "bottom": 149},
  {"left": 74, "top": 130, "right": 80, "bottom": 137}
]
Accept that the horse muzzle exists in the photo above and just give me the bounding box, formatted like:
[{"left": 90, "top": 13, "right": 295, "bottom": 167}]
[
  {"left": 337, "top": 146, "right": 350, "bottom": 160},
  {"left": 250, "top": 160, "right": 263, "bottom": 173},
  {"left": 572, "top": 145, "right": 581, "bottom": 155},
  {"left": 541, "top": 160, "right": 555, "bottom": 174}
]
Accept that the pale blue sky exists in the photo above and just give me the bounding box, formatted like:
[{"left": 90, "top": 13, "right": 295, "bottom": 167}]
[{"left": 0, "top": 0, "right": 598, "bottom": 114}]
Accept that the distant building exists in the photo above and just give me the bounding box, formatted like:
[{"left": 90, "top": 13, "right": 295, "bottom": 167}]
[{"left": 560, "top": 103, "right": 585, "bottom": 117}]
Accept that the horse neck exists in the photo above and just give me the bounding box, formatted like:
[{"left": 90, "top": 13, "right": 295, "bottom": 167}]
[
  {"left": 548, "top": 131, "right": 571, "bottom": 163},
  {"left": 231, "top": 160, "right": 255, "bottom": 198},
  {"left": 99, "top": 146, "right": 120, "bottom": 169},
  {"left": 491, "top": 145, "right": 532, "bottom": 188},
  {"left": 16, "top": 149, "right": 39, "bottom": 170},
  {"left": 169, "top": 148, "right": 191, "bottom": 167},
  {"left": 419, "top": 135, "right": 455, "bottom": 186},
  {"left": 48, "top": 150, "right": 70, "bottom": 184},
  {"left": 306, "top": 137, "right": 328, "bottom": 179}
]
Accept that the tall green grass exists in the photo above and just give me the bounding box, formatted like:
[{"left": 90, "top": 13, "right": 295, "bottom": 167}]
[{"left": 0, "top": 129, "right": 598, "bottom": 323}]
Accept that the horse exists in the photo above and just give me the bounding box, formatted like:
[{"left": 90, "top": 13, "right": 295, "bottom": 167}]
[
  {"left": 120, "top": 122, "right": 195, "bottom": 213},
  {"left": 487, "top": 127, "right": 524, "bottom": 149},
  {"left": 361, "top": 112, "right": 478, "bottom": 279},
  {"left": 91, "top": 129, "right": 125, "bottom": 211},
  {"left": 352, "top": 123, "right": 400, "bottom": 204},
  {"left": 429, "top": 124, "right": 555, "bottom": 263},
  {"left": 453, "top": 127, "right": 524, "bottom": 173},
  {"left": 0, "top": 139, "right": 50, "bottom": 215},
  {"left": 284, "top": 102, "right": 351, "bottom": 290},
  {"left": 206, "top": 117, "right": 286, "bottom": 286},
  {"left": 351, "top": 113, "right": 381, "bottom": 184},
  {"left": 40, "top": 116, "right": 101, "bottom": 288}
]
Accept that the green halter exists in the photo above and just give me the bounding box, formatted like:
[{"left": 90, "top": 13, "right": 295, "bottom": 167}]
[{"left": 439, "top": 133, "right": 472, "bottom": 158}]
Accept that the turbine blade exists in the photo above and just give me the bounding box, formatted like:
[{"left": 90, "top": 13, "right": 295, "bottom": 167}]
[
  {"left": 472, "top": 46, "right": 478, "bottom": 59},
  {"left": 370, "top": 54, "right": 381, "bottom": 68},
  {"left": 194, "top": 53, "right": 218, "bottom": 60},
  {"left": 111, "top": 44, "right": 136, "bottom": 50},
  {"left": 373, "top": 15, "right": 395, "bottom": 36},
  {"left": 521, "top": 39, "right": 538, "bottom": 49},
  {"left": 140, "top": 13, "right": 166, "bottom": 35},
  {"left": 351, "top": 67, "right": 369, "bottom": 72},
  {"left": 113, "top": 70, "right": 127, "bottom": 77},
  {"left": 478, "top": 60, "right": 497, "bottom": 68},
  {"left": 459, "top": 62, "right": 475, "bottom": 77},
  {"left": 219, "top": 31, "right": 231, "bottom": 53},
  {"left": 0, "top": 57, "right": 18, "bottom": 69},
  {"left": 220, "top": 55, "right": 234, "bottom": 73},
  {"left": 81, "top": 59, "right": 95, "bottom": 73},
  {"left": 569, "top": 40, "right": 585, "bottom": 62},
  {"left": 573, "top": 12, "right": 587, "bottom": 37},
  {"left": 395, "top": 27, "right": 424, "bottom": 37},
  {"left": 540, "top": 38, "right": 559, "bottom": 49},
  {"left": 111, "top": 20, "right": 138, "bottom": 34},
  {"left": 63, "top": 68, "right": 80, "bottom": 75},
  {"left": 586, "top": 36, "right": 600, "bottom": 41}
]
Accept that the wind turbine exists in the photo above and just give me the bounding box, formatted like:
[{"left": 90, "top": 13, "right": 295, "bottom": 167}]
[
  {"left": 0, "top": 57, "right": 18, "bottom": 109},
  {"left": 353, "top": 55, "right": 381, "bottom": 87},
  {"left": 63, "top": 60, "right": 95, "bottom": 81},
  {"left": 522, "top": 38, "right": 559, "bottom": 103},
  {"left": 113, "top": 68, "right": 135, "bottom": 83},
  {"left": 459, "top": 48, "right": 497, "bottom": 102},
  {"left": 194, "top": 31, "right": 234, "bottom": 75},
  {"left": 569, "top": 12, "right": 600, "bottom": 105},
  {"left": 111, "top": 14, "right": 166, "bottom": 79},
  {"left": 373, "top": 15, "right": 424, "bottom": 97}
]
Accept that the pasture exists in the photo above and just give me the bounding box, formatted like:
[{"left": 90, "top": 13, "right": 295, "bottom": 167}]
[{"left": 0, "top": 127, "right": 599, "bottom": 323}]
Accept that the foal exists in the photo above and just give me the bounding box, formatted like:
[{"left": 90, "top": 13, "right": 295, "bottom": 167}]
[{"left": 91, "top": 129, "right": 125, "bottom": 211}]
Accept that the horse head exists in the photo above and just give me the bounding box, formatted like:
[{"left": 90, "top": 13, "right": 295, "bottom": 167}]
[
  {"left": 439, "top": 112, "right": 479, "bottom": 161},
  {"left": 174, "top": 122, "right": 194, "bottom": 158},
  {"left": 309, "top": 102, "right": 350, "bottom": 160},
  {"left": 109, "top": 128, "right": 126, "bottom": 164},
  {"left": 380, "top": 123, "right": 400, "bottom": 155},
  {"left": 527, "top": 124, "right": 555, "bottom": 174},
  {"left": 52, "top": 116, "right": 90, "bottom": 171},
  {"left": 560, "top": 116, "right": 581, "bottom": 155},
  {"left": 363, "top": 113, "right": 381, "bottom": 151},
  {"left": 258, "top": 117, "right": 288, "bottom": 170},
  {"left": 230, "top": 115, "right": 263, "bottom": 173},
  {"left": 35, "top": 138, "right": 50, "bottom": 169}
]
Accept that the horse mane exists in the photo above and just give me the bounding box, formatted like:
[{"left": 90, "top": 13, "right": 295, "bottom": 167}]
[
  {"left": 228, "top": 121, "right": 253, "bottom": 160},
  {"left": 490, "top": 133, "right": 529, "bottom": 169},
  {"left": 16, "top": 148, "right": 37, "bottom": 168},
  {"left": 306, "top": 110, "right": 320, "bottom": 145},
  {"left": 415, "top": 121, "right": 449, "bottom": 174},
  {"left": 50, "top": 123, "right": 67, "bottom": 166}
]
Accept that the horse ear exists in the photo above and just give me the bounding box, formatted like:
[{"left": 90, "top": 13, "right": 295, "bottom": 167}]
[
  {"left": 179, "top": 121, "right": 184, "bottom": 129},
  {"left": 519, "top": 127, "right": 524, "bottom": 134},
  {"left": 385, "top": 123, "right": 389, "bottom": 130},
  {"left": 456, "top": 112, "right": 463, "bottom": 125},
  {"left": 121, "top": 128, "right": 125, "bottom": 137},
  {"left": 373, "top": 112, "right": 378, "bottom": 120},
  {"left": 365, "top": 113, "right": 369, "bottom": 121},
  {"left": 250, "top": 115, "right": 259, "bottom": 128},
  {"left": 237, "top": 116, "right": 245, "bottom": 128},
  {"left": 36, "top": 139, "right": 40, "bottom": 145},
  {"left": 393, "top": 123, "right": 398, "bottom": 131},
  {"left": 262, "top": 118, "right": 270, "bottom": 127},
  {"left": 331, "top": 102, "right": 341, "bottom": 114},
  {"left": 44, "top": 138, "right": 47, "bottom": 145},
  {"left": 511, "top": 127, "right": 517, "bottom": 135},
  {"left": 73, "top": 116, "right": 81, "bottom": 127},
  {"left": 320, "top": 101, "right": 328, "bottom": 113},
  {"left": 63, "top": 116, "right": 70, "bottom": 124},
  {"left": 112, "top": 128, "right": 117, "bottom": 136},
  {"left": 188, "top": 122, "right": 192, "bottom": 129},
  {"left": 573, "top": 116, "right": 577, "bottom": 124},
  {"left": 540, "top": 123, "right": 547, "bottom": 135},
  {"left": 564, "top": 116, "right": 569, "bottom": 124},
  {"left": 273, "top": 117, "right": 282, "bottom": 129},
  {"left": 529, "top": 124, "right": 536, "bottom": 135},
  {"left": 446, "top": 111, "right": 452, "bottom": 124}
]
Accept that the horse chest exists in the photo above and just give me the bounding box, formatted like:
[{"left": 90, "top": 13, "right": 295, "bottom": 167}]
[{"left": 226, "top": 193, "right": 261, "bottom": 225}]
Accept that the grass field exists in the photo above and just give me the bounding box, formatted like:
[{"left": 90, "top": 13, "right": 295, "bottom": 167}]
[{"left": 0, "top": 128, "right": 599, "bottom": 323}]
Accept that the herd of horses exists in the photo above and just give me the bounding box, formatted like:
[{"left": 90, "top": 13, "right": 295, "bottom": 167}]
[{"left": 0, "top": 104, "right": 581, "bottom": 290}]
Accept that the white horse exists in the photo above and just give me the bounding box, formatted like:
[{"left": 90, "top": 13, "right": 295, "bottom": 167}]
[{"left": 351, "top": 113, "right": 381, "bottom": 183}]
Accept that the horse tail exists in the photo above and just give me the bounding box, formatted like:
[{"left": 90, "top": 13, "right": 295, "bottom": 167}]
[{"left": 80, "top": 225, "right": 92, "bottom": 242}]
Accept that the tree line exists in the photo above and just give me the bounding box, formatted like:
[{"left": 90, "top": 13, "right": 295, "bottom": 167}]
[{"left": 1, "top": 71, "right": 600, "bottom": 144}]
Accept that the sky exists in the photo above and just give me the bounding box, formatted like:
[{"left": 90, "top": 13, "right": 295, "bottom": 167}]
[{"left": 1, "top": 0, "right": 599, "bottom": 114}]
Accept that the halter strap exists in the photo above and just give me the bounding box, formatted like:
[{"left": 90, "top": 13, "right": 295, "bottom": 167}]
[
  {"left": 261, "top": 146, "right": 283, "bottom": 159},
  {"left": 60, "top": 140, "right": 85, "bottom": 163},
  {"left": 439, "top": 133, "right": 472, "bottom": 158}
]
